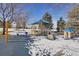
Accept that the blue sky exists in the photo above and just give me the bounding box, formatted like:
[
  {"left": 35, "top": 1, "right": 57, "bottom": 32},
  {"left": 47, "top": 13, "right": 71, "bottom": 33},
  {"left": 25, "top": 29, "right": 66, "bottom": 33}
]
[{"left": 20, "top": 3, "right": 75, "bottom": 28}]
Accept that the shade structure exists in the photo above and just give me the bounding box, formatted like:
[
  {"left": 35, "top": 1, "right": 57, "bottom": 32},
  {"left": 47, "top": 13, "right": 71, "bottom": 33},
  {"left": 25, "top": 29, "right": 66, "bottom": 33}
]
[{"left": 64, "top": 27, "right": 74, "bottom": 32}]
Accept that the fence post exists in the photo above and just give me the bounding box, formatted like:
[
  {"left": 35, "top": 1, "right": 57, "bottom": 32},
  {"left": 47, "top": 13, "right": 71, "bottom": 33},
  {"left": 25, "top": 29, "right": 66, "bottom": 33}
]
[{"left": 5, "top": 18, "right": 8, "bottom": 48}]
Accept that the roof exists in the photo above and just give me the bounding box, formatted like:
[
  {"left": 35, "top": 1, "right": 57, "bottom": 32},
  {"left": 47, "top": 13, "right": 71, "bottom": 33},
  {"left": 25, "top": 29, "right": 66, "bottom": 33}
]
[
  {"left": 32, "top": 20, "right": 49, "bottom": 25},
  {"left": 42, "top": 20, "right": 49, "bottom": 23},
  {"left": 32, "top": 20, "right": 41, "bottom": 24},
  {"left": 64, "top": 27, "right": 74, "bottom": 32}
]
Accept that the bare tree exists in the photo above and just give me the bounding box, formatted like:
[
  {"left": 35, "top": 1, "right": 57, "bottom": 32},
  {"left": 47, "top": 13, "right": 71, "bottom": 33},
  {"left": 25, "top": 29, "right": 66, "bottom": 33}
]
[
  {"left": 14, "top": 11, "right": 28, "bottom": 29},
  {"left": 0, "top": 3, "right": 21, "bottom": 35}
]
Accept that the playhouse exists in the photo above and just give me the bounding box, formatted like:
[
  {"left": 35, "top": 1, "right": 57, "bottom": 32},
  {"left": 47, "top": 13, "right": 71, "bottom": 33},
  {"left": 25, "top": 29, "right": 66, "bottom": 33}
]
[{"left": 64, "top": 27, "right": 74, "bottom": 39}]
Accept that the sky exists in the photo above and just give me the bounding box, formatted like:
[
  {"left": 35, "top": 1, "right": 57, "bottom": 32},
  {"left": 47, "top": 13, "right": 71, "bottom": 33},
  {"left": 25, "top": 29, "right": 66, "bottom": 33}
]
[{"left": 20, "top": 3, "right": 75, "bottom": 28}]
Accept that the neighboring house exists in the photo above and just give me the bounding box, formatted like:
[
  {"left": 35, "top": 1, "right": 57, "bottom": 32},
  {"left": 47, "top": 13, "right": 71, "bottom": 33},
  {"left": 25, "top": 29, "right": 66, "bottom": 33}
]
[
  {"left": 26, "top": 24, "right": 32, "bottom": 29},
  {"left": 32, "top": 22, "right": 40, "bottom": 30},
  {"left": 11, "top": 21, "right": 16, "bottom": 28},
  {"left": 31, "top": 20, "right": 49, "bottom": 35},
  {"left": 32, "top": 20, "right": 49, "bottom": 29}
]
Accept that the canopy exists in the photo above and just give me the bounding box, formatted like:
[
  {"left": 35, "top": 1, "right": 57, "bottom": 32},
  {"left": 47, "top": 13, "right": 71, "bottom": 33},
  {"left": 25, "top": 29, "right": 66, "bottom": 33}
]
[{"left": 64, "top": 27, "right": 74, "bottom": 32}]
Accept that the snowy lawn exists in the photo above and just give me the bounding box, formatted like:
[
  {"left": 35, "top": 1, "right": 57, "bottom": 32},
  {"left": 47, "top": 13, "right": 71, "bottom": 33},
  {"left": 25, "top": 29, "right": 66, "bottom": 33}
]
[{"left": 26, "top": 35, "right": 79, "bottom": 56}]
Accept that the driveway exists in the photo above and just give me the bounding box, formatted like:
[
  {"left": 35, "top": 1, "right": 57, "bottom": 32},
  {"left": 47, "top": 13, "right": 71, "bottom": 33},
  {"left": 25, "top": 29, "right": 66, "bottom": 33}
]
[{"left": 0, "top": 35, "right": 30, "bottom": 56}]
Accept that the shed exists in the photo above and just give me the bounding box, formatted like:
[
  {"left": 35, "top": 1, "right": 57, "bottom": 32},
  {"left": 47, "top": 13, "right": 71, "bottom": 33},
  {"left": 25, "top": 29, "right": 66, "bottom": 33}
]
[{"left": 64, "top": 27, "right": 74, "bottom": 39}]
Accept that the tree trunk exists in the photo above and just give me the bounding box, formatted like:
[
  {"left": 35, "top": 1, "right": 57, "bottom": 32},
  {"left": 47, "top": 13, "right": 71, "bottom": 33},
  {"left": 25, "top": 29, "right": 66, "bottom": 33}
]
[{"left": 3, "top": 20, "right": 5, "bottom": 35}]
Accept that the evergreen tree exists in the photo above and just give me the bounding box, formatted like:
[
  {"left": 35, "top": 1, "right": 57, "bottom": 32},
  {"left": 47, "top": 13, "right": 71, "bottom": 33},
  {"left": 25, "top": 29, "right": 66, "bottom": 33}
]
[
  {"left": 42, "top": 12, "right": 53, "bottom": 29},
  {"left": 57, "top": 17, "right": 66, "bottom": 32}
]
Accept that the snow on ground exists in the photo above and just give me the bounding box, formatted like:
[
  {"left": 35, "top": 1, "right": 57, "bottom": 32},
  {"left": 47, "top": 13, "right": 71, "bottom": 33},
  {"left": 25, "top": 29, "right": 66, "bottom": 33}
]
[
  {"left": 8, "top": 28, "right": 32, "bottom": 35},
  {"left": 8, "top": 31, "right": 26, "bottom": 35},
  {"left": 26, "top": 35, "right": 79, "bottom": 56}
]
